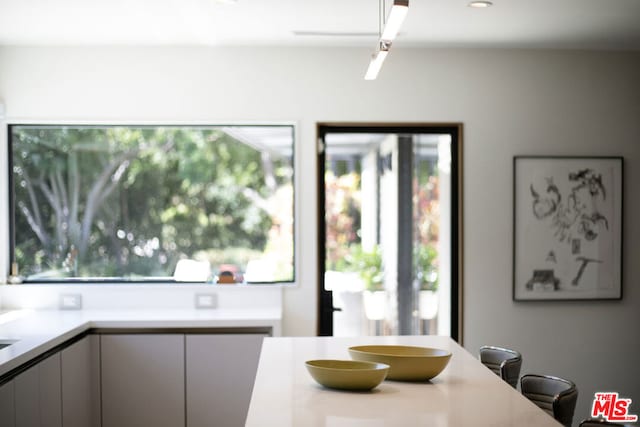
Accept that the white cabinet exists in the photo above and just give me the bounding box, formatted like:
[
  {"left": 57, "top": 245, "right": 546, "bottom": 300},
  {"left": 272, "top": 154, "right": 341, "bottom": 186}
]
[
  {"left": 39, "top": 355, "right": 62, "bottom": 427},
  {"left": 101, "top": 334, "right": 185, "bottom": 427},
  {"left": 1, "top": 335, "right": 99, "bottom": 427},
  {"left": 0, "top": 380, "right": 15, "bottom": 427},
  {"left": 0, "top": 337, "right": 100, "bottom": 427},
  {"left": 186, "top": 334, "right": 265, "bottom": 427},
  {"left": 61, "top": 335, "right": 100, "bottom": 427},
  {"left": 15, "top": 365, "right": 38, "bottom": 427},
  {"left": 1, "top": 330, "right": 267, "bottom": 427},
  {"left": 15, "top": 353, "right": 62, "bottom": 427}
]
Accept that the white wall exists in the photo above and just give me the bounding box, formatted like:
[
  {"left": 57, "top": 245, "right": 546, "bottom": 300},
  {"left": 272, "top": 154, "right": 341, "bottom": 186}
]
[{"left": 1, "top": 46, "right": 639, "bottom": 422}]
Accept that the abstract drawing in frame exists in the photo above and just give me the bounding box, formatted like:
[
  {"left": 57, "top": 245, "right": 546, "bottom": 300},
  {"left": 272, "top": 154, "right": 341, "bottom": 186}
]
[{"left": 513, "top": 156, "right": 623, "bottom": 301}]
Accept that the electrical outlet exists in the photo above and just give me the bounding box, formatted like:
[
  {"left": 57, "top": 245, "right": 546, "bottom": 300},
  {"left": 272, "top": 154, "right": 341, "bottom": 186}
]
[
  {"left": 195, "top": 293, "right": 217, "bottom": 309},
  {"left": 59, "top": 294, "right": 82, "bottom": 310}
]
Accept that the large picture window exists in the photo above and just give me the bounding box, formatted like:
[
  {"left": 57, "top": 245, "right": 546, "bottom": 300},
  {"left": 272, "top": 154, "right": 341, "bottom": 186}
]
[{"left": 9, "top": 125, "right": 295, "bottom": 284}]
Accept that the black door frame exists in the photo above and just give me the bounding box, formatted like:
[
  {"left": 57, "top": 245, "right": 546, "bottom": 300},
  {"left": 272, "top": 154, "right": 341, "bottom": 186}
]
[{"left": 316, "top": 123, "right": 464, "bottom": 342}]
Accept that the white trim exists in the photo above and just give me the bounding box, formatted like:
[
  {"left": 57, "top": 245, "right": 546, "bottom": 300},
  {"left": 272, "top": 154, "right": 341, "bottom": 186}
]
[{"left": 0, "top": 114, "right": 9, "bottom": 284}]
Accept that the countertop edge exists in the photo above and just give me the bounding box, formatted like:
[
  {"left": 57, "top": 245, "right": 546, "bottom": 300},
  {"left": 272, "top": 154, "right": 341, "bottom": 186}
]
[{"left": 0, "top": 309, "right": 282, "bottom": 379}]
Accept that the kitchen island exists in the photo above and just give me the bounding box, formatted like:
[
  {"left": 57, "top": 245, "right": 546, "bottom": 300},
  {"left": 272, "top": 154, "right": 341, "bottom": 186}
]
[{"left": 247, "top": 335, "right": 561, "bottom": 426}]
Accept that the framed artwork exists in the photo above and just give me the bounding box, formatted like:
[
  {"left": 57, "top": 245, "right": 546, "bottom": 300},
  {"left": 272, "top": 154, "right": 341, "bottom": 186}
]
[{"left": 513, "top": 156, "right": 623, "bottom": 301}]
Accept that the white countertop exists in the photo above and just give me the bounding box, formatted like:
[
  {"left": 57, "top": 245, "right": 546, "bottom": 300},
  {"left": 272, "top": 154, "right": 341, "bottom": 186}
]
[
  {"left": 0, "top": 308, "right": 281, "bottom": 377},
  {"left": 247, "top": 335, "right": 561, "bottom": 427}
]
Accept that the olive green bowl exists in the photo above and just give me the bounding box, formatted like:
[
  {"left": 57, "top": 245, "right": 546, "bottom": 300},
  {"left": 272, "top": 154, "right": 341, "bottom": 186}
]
[
  {"left": 305, "top": 359, "right": 390, "bottom": 391},
  {"left": 348, "top": 345, "right": 451, "bottom": 381}
]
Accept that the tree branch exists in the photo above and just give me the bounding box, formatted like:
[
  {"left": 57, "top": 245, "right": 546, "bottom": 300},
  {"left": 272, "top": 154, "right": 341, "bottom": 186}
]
[
  {"left": 68, "top": 151, "right": 81, "bottom": 242},
  {"left": 69, "top": 151, "right": 80, "bottom": 218},
  {"left": 19, "top": 167, "right": 47, "bottom": 241},
  {"left": 79, "top": 149, "right": 140, "bottom": 254},
  {"left": 77, "top": 137, "right": 175, "bottom": 255},
  {"left": 56, "top": 168, "right": 69, "bottom": 218},
  {"left": 36, "top": 176, "right": 62, "bottom": 219},
  {"left": 17, "top": 201, "right": 50, "bottom": 250}
]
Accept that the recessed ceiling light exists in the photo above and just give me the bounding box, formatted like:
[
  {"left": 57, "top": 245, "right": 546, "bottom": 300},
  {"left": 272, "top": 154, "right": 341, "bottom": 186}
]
[{"left": 468, "top": 1, "right": 493, "bottom": 8}]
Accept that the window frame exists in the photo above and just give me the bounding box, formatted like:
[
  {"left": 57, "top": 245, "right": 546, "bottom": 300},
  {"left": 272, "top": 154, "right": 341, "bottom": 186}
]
[{"left": 6, "top": 122, "right": 298, "bottom": 285}]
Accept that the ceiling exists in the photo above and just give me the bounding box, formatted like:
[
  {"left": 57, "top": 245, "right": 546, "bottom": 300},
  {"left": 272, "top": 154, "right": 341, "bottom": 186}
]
[{"left": 0, "top": 0, "right": 640, "bottom": 50}]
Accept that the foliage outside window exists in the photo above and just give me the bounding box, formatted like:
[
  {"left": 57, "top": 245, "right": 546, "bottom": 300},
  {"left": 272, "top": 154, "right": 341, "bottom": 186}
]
[
  {"left": 324, "top": 150, "right": 440, "bottom": 290},
  {"left": 10, "top": 125, "right": 295, "bottom": 283},
  {"left": 324, "top": 170, "right": 361, "bottom": 272},
  {"left": 414, "top": 172, "right": 440, "bottom": 291},
  {"left": 349, "top": 244, "right": 384, "bottom": 292}
]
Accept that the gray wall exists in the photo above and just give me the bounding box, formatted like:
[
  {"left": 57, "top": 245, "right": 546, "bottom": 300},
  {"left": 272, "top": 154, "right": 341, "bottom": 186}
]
[{"left": 1, "top": 46, "right": 639, "bottom": 423}]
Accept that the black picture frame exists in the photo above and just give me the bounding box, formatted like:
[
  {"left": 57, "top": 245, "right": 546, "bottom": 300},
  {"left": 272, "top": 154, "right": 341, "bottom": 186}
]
[{"left": 513, "top": 156, "right": 623, "bottom": 301}]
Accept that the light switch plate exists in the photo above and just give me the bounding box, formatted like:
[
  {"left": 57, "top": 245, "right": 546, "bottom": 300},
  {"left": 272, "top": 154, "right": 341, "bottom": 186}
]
[
  {"left": 195, "top": 293, "right": 217, "bottom": 309},
  {"left": 59, "top": 294, "right": 82, "bottom": 310}
]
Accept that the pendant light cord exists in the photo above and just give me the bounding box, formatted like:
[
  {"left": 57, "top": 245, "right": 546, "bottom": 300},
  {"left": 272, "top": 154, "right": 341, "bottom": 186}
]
[{"left": 378, "top": 0, "right": 386, "bottom": 38}]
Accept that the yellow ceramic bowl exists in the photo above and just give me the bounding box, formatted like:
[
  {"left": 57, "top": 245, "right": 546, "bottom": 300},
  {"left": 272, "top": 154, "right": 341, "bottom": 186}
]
[
  {"left": 348, "top": 345, "right": 451, "bottom": 381},
  {"left": 305, "top": 359, "right": 390, "bottom": 391}
]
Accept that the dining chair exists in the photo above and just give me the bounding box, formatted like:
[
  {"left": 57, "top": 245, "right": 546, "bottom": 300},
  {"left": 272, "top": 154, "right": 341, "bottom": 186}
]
[
  {"left": 479, "top": 345, "right": 522, "bottom": 388},
  {"left": 579, "top": 419, "right": 626, "bottom": 427},
  {"left": 520, "top": 374, "right": 578, "bottom": 427}
]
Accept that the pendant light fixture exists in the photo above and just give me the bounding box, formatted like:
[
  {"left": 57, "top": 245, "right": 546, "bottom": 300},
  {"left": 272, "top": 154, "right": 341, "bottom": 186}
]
[{"left": 365, "top": 0, "right": 409, "bottom": 80}]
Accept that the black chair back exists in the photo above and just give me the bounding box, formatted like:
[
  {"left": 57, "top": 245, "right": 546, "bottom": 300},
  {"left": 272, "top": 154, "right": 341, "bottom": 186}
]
[
  {"left": 520, "top": 374, "right": 578, "bottom": 427},
  {"left": 479, "top": 345, "right": 522, "bottom": 388}
]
